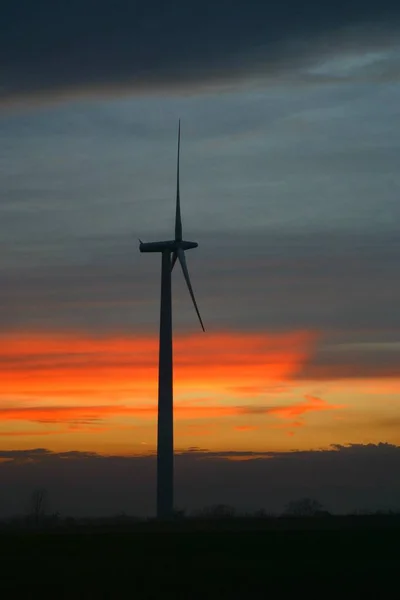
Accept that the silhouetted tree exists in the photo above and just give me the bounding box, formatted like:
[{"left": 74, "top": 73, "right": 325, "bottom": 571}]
[
  {"left": 253, "top": 508, "right": 271, "bottom": 519},
  {"left": 196, "top": 504, "right": 236, "bottom": 519},
  {"left": 29, "top": 488, "right": 47, "bottom": 526},
  {"left": 173, "top": 508, "right": 186, "bottom": 520},
  {"left": 283, "top": 498, "right": 328, "bottom": 517}
]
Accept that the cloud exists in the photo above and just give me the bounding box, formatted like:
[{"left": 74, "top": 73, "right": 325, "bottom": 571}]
[
  {"left": 0, "top": 404, "right": 238, "bottom": 424},
  {"left": 1, "top": 0, "right": 400, "bottom": 105},
  {"left": 228, "top": 386, "right": 272, "bottom": 397},
  {"left": 269, "top": 395, "right": 344, "bottom": 419},
  {"left": 1, "top": 230, "right": 399, "bottom": 343},
  {"left": 0, "top": 443, "right": 399, "bottom": 516},
  {"left": 177, "top": 424, "right": 215, "bottom": 437},
  {"left": 0, "top": 328, "right": 396, "bottom": 435},
  {"left": 0, "top": 425, "right": 111, "bottom": 436},
  {"left": 234, "top": 426, "right": 260, "bottom": 432},
  {"left": 0, "top": 330, "right": 316, "bottom": 403},
  {"left": 0, "top": 385, "right": 343, "bottom": 437},
  {"left": 0, "top": 430, "right": 61, "bottom": 437},
  {"left": 0, "top": 397, "right": 340, "bottom": 426}
]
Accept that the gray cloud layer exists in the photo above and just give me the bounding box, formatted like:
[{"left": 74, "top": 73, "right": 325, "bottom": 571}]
[
  {"left": 0, "top": 444, "right": 399, "bottom": 517},
  {"left": 1, "top": 230, "right": 399, "bottom": 382},
  {"left": 2, "top": 0, "right": 400, "bottom": 103},
  {"left": 0, "top": 50, "right": 399, "bottom": 379},
  {"left": 1, "top": 230, "right": 399, "bottom": 337}
]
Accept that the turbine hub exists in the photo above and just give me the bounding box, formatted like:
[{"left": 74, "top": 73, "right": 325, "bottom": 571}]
[{"left": 139, "top": 239, "right": 198, "bottom": 253}]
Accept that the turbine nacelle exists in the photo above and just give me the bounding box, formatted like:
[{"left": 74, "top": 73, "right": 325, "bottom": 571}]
[{"left": 139, "top": 240, "right": 198, "bottom": 253}]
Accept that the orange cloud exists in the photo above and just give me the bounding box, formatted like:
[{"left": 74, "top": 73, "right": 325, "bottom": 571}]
[
  {"left": 0, "top": 397, "right": 342, "bottom": 428},
  {"left": 0, "top": 330, "right": 316, "bottom": 404},
  {"left": 269, "top": 395, "right": 344, "bottom": 420},
  {"left": 270, "top": 421, "right": 304, "bottom": 429},
  {"left": 0, "top": 404, "right": 241, "bottom": 424},
  {"left": 234, "top": 425, "right": 259, "bottom": 432},
  {"left": 0, "top": 430, "right": 61, "bottom": 437},
  {"left": 177, "top": 424, "right": 215, "bottom": 437},
  {"left": 1, "top": 331, "right": 360, "bottom": 451},
  {"left": 228, "top": 386, "right": 267, "bottom": 396}
]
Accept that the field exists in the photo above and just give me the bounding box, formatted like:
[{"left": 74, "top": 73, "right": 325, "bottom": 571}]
[{"left": 0, "top": 516, "right": 398, "bottom": 598}]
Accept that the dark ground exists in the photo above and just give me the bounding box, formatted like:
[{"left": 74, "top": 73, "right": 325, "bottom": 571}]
[{"left": 0, "top": 516, "right": 398, "bottom": 598}]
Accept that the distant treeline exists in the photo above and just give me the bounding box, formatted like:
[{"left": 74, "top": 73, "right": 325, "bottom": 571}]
[{"left": 2, "top": 498, "right": 400, "bottom": 532}]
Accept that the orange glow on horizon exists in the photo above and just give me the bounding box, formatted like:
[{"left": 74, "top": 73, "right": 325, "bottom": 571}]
[
  {"left": 0, "top": 330, "right": 398, "bottom": 452},
  {"left": 0, "top": 330, "right": 316, "bottom": 401}
]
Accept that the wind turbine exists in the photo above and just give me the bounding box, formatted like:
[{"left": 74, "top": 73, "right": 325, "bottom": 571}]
[{"left": 139, "top": 121, "right": 205, "bottom": 519}]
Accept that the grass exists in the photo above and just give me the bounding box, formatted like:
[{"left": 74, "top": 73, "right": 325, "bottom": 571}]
[{"left": 0, "top": 516, "right": 398, "bottom": 598}]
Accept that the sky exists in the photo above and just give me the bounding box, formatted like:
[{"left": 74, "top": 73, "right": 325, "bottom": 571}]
[{"left": 0, "top": 0, "right": 399, "bottom": 515}]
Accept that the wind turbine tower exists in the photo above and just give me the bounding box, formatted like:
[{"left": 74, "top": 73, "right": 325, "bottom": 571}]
[{"left": 139, "top": 121, "right": 205, "bottom": 519}]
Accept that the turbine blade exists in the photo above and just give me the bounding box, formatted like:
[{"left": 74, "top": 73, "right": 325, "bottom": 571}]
[
  {"left": 175, "top": 120, "right": 182, "bottom": 242},
  {"left": 171, "top": 251, "right": 178, "bottom": 271},
  {"left": 177, "top": 248, "right": 205, "bottom": 332}
]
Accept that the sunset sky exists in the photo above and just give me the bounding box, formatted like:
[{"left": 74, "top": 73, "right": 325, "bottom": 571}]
[{"left": 0, "top": 0, "right": 399, "bottom": 515}]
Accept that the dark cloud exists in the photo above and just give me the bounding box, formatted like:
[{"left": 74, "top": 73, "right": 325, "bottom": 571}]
[
  {"left": 1, "top": 0, "right": 400, "bottom": 104},
  {"left": 0, "top": 443, "right": 399, "bottom": 517},
  {"left": 0, "top": 230, "right": 398, "bottom": 345},
  {"left": 0, "top": 230, "right": 398, "bottom": 382}
]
